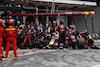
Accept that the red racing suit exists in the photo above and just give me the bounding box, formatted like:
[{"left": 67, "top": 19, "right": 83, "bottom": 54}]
[
  {"left": 0, "top": 26, "right": 5, "bottom": 60},
  {"left": 5, "top": 25, "right": 18, "bottom": 57}
]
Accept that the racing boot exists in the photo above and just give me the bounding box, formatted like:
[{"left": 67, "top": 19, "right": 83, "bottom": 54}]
[
  {"left": 0, "top": 57, "right": 2, "bottom": 60},
  {"left": 2, "top": 56, "right": 6, "bottom": 58},
  {"left": 6, "top": 54, "right": 8, "bottom": 58},
  {"left": 15, "top": 55, "right": 19, "bottom": 58}
]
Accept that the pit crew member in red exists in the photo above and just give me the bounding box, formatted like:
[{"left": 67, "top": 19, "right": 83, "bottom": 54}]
[
  {"left": 5, "top": 19, "right": 18, "bottom": 58},
  {"left": 0, "top": 19, "right": 5, "bottom": 60}
]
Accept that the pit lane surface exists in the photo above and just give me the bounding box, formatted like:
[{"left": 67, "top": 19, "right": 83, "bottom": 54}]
[{"left": 0, "top": 49, "right": 100, "bottom": 67}]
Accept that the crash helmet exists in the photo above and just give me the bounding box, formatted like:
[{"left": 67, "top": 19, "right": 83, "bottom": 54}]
[
  {"left": 0, "top": 19, "right": 5, "bottom": 26},
  {"left": 60, "top": 20, "right": 64, "bottom": 24},
  {"left": 53, "top": 21, "right": 56, "bottom": 26},
  {"left": 8, "top": 19, "right": 14, "bottom": 25},
  {"left": 53, "top": 21, "right": 56, "bottom": 24}
]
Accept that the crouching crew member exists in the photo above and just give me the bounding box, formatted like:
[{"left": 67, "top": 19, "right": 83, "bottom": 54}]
[
  {"left": 5, "top": 19, "right": 18, "bottom": 58},
  {"left": 71, "top": 28, "right": 82, "bottom": 49}
]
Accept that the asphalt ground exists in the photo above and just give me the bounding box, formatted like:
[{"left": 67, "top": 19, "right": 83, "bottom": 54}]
[{"left": 0, "top": 49, "right": 100, "bottom": 67}]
